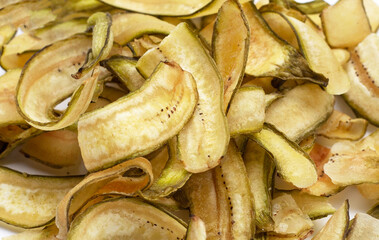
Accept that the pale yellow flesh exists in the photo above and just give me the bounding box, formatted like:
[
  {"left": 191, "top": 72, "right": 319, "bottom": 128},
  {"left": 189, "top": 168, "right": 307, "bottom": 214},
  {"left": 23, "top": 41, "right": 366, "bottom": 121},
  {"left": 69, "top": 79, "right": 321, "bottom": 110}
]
[
  {"left": 346, "top": 213, "right": 379, "bottom": 240},
  {"left": 56, "top": 158, "right": 153, "bottom": 240},
  {"left": 0, "top": 25, "right": 16, "bottom": 49},
  {"left": 78, "top": 62, "right": 197, "bottom": 172},
  {"left": 1, "top": 18, "right": 87, "bottom": 69},
  {"left": 21, "top": 130, "right": 82, "bottom": 168},
  {"left": 99, "top": 0, "right": 212, "bottom": 16},
  {"left": 303, "top": 143, "right": 344, "bottom": 197},
  {"left": 344, "top": 40, "right": 379, "bottom": 126},
  {"left": 218, "top": 142, "right": 254, "bottom": 239},
  {"left": 182, "top": 0, "right": 251, "bottom": 19},
  {"left": 357, "top": 33, "right": 379, "bottom": 80},
  {"left": 212, "top": 0, "right": 249, "bottom": 112},
  {"left": 0, "top": 69, "right": 25, "bottom": 126},
  {"left": 364, "top": 0, "right": 379, "bottom": 31},
  {"left": 16, "top": 35, "right": 100, "bottom": 131},
  {"left": 324, "top": 131, "right": 379, "bottom": 186},
  {"left": 321, "top": 0, "right": 371, "bottom": 48},
  {"left": 316, "top": 110, "right": 368, "bottom": 140},
  {"left": 271, "top": 194, "right": 313, "bottom": 236},
  {"left": 186, "top": 216, "right": 207, "bottom": 240},
  {"left": 285, "top": 190, "right": 335, "bottom": 219},
  {"left": 357, "top": 183, "right": 379, "bottom": 200},
  {"left": 265, "top": 83, "right": 334, "bottom": 142},
  {"left": 262, "top": 11, "right": 299, "bottom": 50},
  {"left": 0, "top": 2, "right": 33, "bottom": 30},
  {"left": 312, "top": 200, "right": 349, "bottom": 240},
  {"left": 331, "top": 49, "right": 350, "bottom": 66},
  {"left": 3, "top": 224, "right": 58, "bottom": 240},
  {"left": 199, "top": 19, "right": 214, "bottom": 46},
  {"left": 137, "top": 23, "right": 228, "bottom": 173},
  {"left": 0, "top": 167, "right": 81, "bottom": 228},
  {"left": 0, "top": 0, "right": 24, "bottom": 9},
  {"left": 227, "top": 87, "right": 265, "bottom": 136},
  {"left": 242, "top": 2, "right": 288, "bottom": 77},
  {"left": 250, "top": 125, "right": 317, "bottom": 188},
  {"left": 286, "top": 16, "right": 351, "bottom": 95},
  {"left": 112, "top": 13, "right": 175, "bottom": 45},
  {"left": 67, "top": 198, "right": 186, "bottom": 240},
  {"left": 184, "top": 171, "right": 232, "bottom": 240}
]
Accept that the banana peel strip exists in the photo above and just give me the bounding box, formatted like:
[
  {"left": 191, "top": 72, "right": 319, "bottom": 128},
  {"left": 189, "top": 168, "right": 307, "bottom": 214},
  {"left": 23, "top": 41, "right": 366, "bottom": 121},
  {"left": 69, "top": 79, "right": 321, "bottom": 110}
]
[
  {"left": 140, "top": 137, "right": 191, "bottom": 200},
  {"left": 56, "top": 157, "right": 153, "bottom": 240},
  {"left": 78, "top": 61, "right": 198, "bottom": 172},
  {"left": 100, "top": 55, "right": 145, "bottom": 91},
  {"left": 212, "top": 0, "right": 250, "bottom": 113},
  {"left": 243, "top": 140, "right": 275, "bottom": 231},
  {"left": 0, "top": 166, "right": 82, "bottom": 229},
  {"left": 112, "top": 12, "right": 175, "bottom": 46},
  {"left": 367, "top": 202, "right": 379, "bottom": 219},
  {"left": 16, "top": 35, "right": 100, "bottom": 131},
  {"left": 289, "top": 0, "right": 329, "bottom": 14},
  {"left": 72, "top": 12, "right": 113, "bottom": 79}
]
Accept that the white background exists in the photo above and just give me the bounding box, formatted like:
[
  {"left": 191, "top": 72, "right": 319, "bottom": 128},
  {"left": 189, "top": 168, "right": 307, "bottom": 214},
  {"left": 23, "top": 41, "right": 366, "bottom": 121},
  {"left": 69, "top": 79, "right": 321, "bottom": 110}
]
[{"left": 0, "top": 0, "right": 378, "bottom": 239}]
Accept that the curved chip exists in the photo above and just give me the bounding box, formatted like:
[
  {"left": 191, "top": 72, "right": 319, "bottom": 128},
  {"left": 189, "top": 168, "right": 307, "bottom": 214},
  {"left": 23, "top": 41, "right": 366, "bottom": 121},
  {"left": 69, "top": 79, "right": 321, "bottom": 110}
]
[
  {"left": 249, "top": 124, "right": 317, "bottom": 188},
  {"left": 56, "top": 157, "right": 153, "bottom": 239},
  {"left": 212, "top": 0, "right": 250, "bottom": 112},
  {"left": 0, "top": 166, "right": 81, "bottom": 228},
  {"left": 112, "top": 12, "right": 175, "bottom": 45},
  {"left": 67, "top": 197, "right": 187, "bottom": 240},
  {"left": 137, "top": 22, "right": 229, "bottom": 173},
  {"left": 16, "top": 35, "right": 100, "bottom": 131},
  {"left": 0, "top": 69, "right": 25, "bottom": 127},
  {"left": 72, "top": 12, "right": 113, "bottom": 79},
  {"left": 78, "top": 61, "right": 198, "bottom": 172},
  {"left": 99, "top": 0, "right": 212, "bottom": 16},
  {"left": 242, "top": 2, "right": 328, "bottom": 86},
  {"left": 1, "top": 18, "right": 87, "bottom": 70},
  {"left": 21, "top": 129, "right": 82, "bottom": 168}
]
